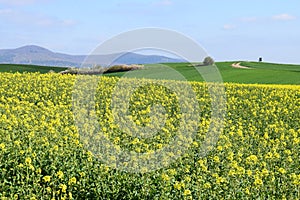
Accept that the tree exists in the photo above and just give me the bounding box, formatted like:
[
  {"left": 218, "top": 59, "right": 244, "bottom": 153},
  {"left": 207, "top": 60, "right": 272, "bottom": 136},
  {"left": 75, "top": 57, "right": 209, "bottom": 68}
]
[{"left": 203, "top": 56, "right": 215, "bottom": 66}]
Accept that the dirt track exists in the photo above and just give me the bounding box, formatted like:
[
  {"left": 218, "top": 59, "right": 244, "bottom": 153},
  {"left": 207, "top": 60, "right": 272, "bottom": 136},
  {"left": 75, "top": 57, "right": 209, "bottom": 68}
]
[{"left": 231, "top": 62, "right": 252, "bottom": 69}]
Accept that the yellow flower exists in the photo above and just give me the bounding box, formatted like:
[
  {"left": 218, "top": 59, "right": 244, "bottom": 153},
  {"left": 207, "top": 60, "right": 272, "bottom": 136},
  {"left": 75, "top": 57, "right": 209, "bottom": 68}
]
[
  {"left": 183, "top": 189, "right": 191, "bottom": 196},
  {"left": 184, "top": 176, "right": 191, "bottom": 182},
  {"left": 216, "top": 176, "right": 226, "bottom": 185},
  {"left": 246, "top": 170, "right": 252, "bottom": 177},
  {"left": 29, "top": 164, "right": 35, "bottom": 171},
  {"left": 287, "top": 156, "right": 293, "bottom": 162},
  {"left": 227, "top": 152, "right": 234, "bottom": 161},
  {"left": 174, "top": 181, "right": 182, "bottom": 190},
  {"left": 203, "top": 183, "right": 211, "bottom": 189},
  {"left": 284, "top": 149, "right": 291, "bottom": 155},
  {"left": 114, "top": 137, "right": 120, "bottom": 144},
  {"left": 198, "top": 160, "right": 208, "bottom": 172},
  {"left": 36, "top": 168, "right": 42, "bottom": 174},
  {"left": 237, "top": 166, "right": 245, "bottom": 175},
  {"left": 254, "top": 177, "right": 263, "bottom": 186},
  {"left": 271, "top": 176, "right": 275, "bottom": 182},
  {"left": 43, "top": 175, "right": 51, "bottom": 183},
  {"left": 0, "top": 143, "right": 6, "bottom": 151},
  {"left": 46, "top": 187, "right": 51, "bottom": 193},
  {"left": 59, "top": 184, "right": 67, "bottom": 193},
  {"left": 28, "top": 131, "right": 35, "bottom": 138},
  {"left": 18, "top": 163, "right": 24, "bottom": 168},
  {"left": 278, "top": 168, "right": 286, "bottom": 174},
  {"left": 261, "top": 168, "right": 269, "bottom": 176},
  {"left": 246, "top": 155, "right": 258, "bottom": 165},
  {"left": 265, "top": 152, "right": 273, "bottom": 159},
  {"left": 192, "top": 141, "right": 199, "bottom": 147},
  {"left": 167, "top": 169, "right": 177, "bottom": 176},
  {"left": 161, "top": 173, "right": 170, "bottom": 181},
  {"left": 53, "top": 145, "right": 59, "bottom": 151},
  {"left": 244, "top": 187, "right": 250, "bottom": 195},
  {"left": 237, "top": 129, "right": 243, "bottom": 137},
  {"left": 14, "top": 140, "right": 21, "bottom": 146},
  {"left": 79, "top": 172, "right": 86, "bottom": 177},
  {"left": 56, "top": 171, "right": 64, "bottom": 179},
  {"left": 68, "top": 177, "right": 77, "bottom": 185},
  {"left": 273, "top": 152, "right": 280, "bottom": 159},
  {"left": 69, "top": 192, "right": 73, "bottom": 199},
  {"left": 213, "top": 156, "right": 220, "bottom": 163},
  {"left": 228, "top": 170, "right": 236, "bottom": 176},
  {"left": 25, "top": 157, "right": 32, "bottom": 165}
]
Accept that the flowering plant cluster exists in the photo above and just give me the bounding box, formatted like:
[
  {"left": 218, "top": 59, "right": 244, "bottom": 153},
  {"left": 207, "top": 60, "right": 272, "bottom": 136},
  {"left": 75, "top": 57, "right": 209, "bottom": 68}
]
[{"left": 0, "top": 73, "right": 299, "bottom": 199}]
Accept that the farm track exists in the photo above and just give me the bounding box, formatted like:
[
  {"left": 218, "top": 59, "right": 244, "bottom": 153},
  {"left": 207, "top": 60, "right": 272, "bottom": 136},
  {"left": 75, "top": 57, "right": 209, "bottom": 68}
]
[{"left": 231, "top": 62, "right": 252, "bottom": 69}]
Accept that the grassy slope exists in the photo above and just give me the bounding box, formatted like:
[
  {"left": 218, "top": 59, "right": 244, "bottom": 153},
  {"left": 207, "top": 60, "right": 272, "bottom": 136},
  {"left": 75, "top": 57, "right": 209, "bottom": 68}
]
[
  {"left": 104, "top": 62, "right": 300, "bottom": 85},
  {"left": 241, "top": 61, "right": 300, "bottom": 72},
  {"left": 217, "top": 62, "right": 300, "bottom": 85},
  {"left": 0, "top": 64, "right": 67, "bottom": 73}
]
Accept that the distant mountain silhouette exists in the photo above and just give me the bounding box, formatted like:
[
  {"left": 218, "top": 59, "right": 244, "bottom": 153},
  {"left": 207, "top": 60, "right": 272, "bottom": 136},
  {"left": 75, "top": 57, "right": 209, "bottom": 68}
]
[{"left": 0, "top": 45, "right": 184, "bottom": 67}]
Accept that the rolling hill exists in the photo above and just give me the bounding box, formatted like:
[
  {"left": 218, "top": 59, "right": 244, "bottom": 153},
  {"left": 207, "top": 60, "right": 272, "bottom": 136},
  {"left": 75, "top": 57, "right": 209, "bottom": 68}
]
[{"left": 0, "top": 45, "right": 184, "bottom": 67}]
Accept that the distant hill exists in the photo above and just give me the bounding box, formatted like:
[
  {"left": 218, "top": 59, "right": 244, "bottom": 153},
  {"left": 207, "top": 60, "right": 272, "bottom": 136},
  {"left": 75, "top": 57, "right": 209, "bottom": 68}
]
[{"left": 0, "top": 45, "right": 184, "bottom": 67}]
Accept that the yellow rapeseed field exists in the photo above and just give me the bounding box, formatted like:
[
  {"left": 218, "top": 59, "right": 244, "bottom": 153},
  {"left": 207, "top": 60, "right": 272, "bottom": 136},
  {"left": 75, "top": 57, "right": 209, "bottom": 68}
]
[{"left": 0, "top": 73, "right": 299, "bottom": 199}]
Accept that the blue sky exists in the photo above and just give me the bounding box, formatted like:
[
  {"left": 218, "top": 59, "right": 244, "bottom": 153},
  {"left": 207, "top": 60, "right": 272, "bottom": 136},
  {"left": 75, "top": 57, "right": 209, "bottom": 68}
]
[{"left": 0, "top": 0, "right": 300, "bottom": 63}]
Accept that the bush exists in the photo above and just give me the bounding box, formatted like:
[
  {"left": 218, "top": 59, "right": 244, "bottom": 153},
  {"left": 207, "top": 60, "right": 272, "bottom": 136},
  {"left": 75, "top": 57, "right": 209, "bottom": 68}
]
[
  {"left": 203, "top": 56, "right": 215, "bottom": 66},
  {"left": 59, "top": 64, "right": 144, "bottom": 75}
]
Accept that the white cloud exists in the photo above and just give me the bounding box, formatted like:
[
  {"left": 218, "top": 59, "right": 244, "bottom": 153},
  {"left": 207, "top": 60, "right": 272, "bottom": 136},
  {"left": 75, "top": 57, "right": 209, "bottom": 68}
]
[
  {"left": 272, "top": 14, "right": 296, "bottom": 21},
  {"left": 223, "top": 24, "right": 236, "bottom": 30}
]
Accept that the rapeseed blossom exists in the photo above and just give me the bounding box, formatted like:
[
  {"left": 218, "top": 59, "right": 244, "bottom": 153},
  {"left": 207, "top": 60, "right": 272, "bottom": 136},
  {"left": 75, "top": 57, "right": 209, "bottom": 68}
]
[{"left": 0, "top": 73, "right": 299, "bottom": 199}]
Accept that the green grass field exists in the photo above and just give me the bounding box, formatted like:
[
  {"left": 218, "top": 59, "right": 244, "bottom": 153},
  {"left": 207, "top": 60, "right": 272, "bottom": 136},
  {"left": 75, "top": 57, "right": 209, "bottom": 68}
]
[
  {"left": 217, "top": 62, "right": 300, "bottom": 85},
  {"left": 1, "top": 62, "right": 299, "bottom": 84},
  {"left": 105, "top": 62, "right": 300, "bottom": 85},
  {"left": 0, "top": 64, "right": 68, "bottom": 73}
]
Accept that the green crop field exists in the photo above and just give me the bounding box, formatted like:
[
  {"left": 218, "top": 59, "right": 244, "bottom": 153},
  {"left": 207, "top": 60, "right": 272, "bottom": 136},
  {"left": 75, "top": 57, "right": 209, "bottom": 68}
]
[
  {"left": 0, "top": 64, "right": 67, "bottom": 73},
  {"left": 240, "top": 62, "right": 300, "bottom": 72},
  {"left": 1, "top": 62, "right": 299, "bottom": 85},
  {"left": 104, "top": 62, "right": 300, "bottom": 85}
]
